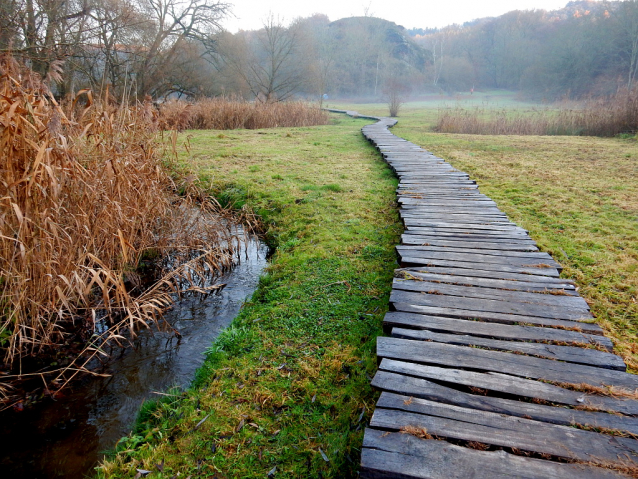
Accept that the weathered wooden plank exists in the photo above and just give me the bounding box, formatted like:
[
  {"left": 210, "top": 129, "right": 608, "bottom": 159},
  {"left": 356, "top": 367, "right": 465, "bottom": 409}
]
[
  {"left": 392, "top": 279, "right": 589, "bottom": 309},
  {"left": 397, "top": 245, "right": 559, "bottom": 261},
  {"left": 399, "top": 203, "right": 498, "bottom": 209},
  {"left": 391, "top": 302, "right": 604, "bottom": 333},
  {"left": 377, "top": 359, "right": 638, "bottom": 416},
  {"left": 371, "top": 393, "right": 638, "bottom": 463},
  {"left": 397, "top": 247, "right": 560, "bottom": 268},
  {"left": 404, "top": 223, "right": 527, "bottom": 233},
  {"left": 399, "top": 183, "right": 478, "bottom": 189},
  {"left": 373, "top": 369, "right": 638, "bottom": 434},
  {"left": 382, "top": 312, "right": 610, "bottom": 349},
  {"left": 390, "top": 290, "right": 592, "bottom": 321},
  {"left": 400, "top": 210, "right": 508, "bottom": 218},
  {"left": 401, "top": 239, "right": 538, "bottom": 252},
  {"left": 399, "top": 256, "right": 562, "bottom": 277},
  {"left": 406, "top": 226, "right": 529, "bottom": 238},
  {"left": 361, "top": 429, "right": 622, "bottom": 479},
  {"left": 377, "top": 337, "right": 638, "bottom": 389},
  {"left": 391, "top": 327, "right": 623, "bottom": 370},
  {"left": 403, "top": 220, "right": 528, "bottom": 233},
  {"left": 392, "top": 171, "right": 467, "bottom": 176},
  {"left": 397, "top": 190, "right": 488, "bottom": 196},
  {"left": 398, "top": 198, "right": 493, "bottom": 204},
  {"left": 398, "top": 203, "right": 503, "bottom": 210},
  {"left": 399, "top": 266, "right": 573, "bottom": 285},
  {"left": 394, "top": 270, "right": 576, "bottom": 293},
  {"left": 400, "top": 209, "right": 506, "bottom": 216},
  {"left": 401, "top": 233, "right": 536, "bottom": 245},
  {"left": 401, "top": 234, "right": 538, "bottom": 250},
  {"left": 401, "top": 214, "right": 511, "bottom": 224}
]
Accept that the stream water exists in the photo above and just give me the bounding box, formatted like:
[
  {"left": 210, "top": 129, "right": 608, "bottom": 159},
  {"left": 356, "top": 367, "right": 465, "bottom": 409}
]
[{"left": 0, "top": 236, "right": 268, "bottom": 479}]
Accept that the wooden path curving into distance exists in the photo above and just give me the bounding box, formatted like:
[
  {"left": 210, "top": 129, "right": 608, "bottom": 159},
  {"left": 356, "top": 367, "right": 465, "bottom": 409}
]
[{"left": 329, "top": 110, "right": 638, "bottom": 478}]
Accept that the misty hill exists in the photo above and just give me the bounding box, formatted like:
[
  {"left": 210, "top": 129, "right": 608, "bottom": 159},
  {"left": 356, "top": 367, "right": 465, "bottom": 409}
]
[
  {"left": 409, "top": 0, "right": 638, "bottom": 99},
  {"left": 329, "top": 17, "right": 429, "bottom": 71}
]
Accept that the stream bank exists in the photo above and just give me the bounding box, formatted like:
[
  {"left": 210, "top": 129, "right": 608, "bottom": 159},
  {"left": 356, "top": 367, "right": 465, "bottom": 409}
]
[{"left": 0, "top": 236, "right": 268, "bottom": 479}]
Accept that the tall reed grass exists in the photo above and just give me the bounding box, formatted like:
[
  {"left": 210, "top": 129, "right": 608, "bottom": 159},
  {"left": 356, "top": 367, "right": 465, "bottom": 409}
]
[
  {"left": 0, "top": 56, "right": 243, "bottom": 401},
  {"left": 435, "top": 88, "right": 638, "bottom": 137},
  {"left": 158, "top": 97, "right": 329, "bottom": 131}
]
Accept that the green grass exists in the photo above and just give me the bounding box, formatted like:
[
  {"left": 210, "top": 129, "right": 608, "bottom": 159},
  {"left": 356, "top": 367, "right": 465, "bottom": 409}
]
[{"left": 97, "top": 115, "right": 402, "bottom": 478}]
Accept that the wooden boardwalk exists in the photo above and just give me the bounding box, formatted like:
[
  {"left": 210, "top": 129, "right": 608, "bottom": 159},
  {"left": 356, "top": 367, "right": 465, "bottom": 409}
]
[{"left": 331, "top": 110, "right": 638, "bottom": 478}]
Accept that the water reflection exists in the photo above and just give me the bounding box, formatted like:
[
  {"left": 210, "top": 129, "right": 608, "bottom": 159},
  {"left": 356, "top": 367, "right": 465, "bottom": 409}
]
[{"left": 0, "top": 237, "right": 268, "bottom": 478}]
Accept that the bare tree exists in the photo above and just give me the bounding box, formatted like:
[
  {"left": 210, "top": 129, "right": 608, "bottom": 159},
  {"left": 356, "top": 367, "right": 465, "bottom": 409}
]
[
  {"left": 132, "top": 0, "right": 230, "bottom": 96},
  {"left": 608, "top": 0, "right": 638, "bottom": 90},
  {"left": 214, "top": 15, "right": 306, "bottom": 101},
  {"left": 384, "top": 75, "right": 406, "bottom": 117}
]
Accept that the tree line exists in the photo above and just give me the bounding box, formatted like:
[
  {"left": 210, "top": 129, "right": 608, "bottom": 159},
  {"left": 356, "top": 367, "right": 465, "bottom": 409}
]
[
  {"left": 414, "top": 0, "right": 638, "bottom": 99},
  {"left": 0, "top": 0, "right": 430, "bottom": 101},
  {"left": 2, "top": 0, "right": 637, "bottom": 101}
]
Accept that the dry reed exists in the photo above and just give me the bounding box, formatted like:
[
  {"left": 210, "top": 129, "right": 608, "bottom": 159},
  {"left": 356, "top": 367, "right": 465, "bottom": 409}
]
[
  {"left": 0, "top": 55, "right": 242, "bottom": 401},
  {"left": 435, "top": 88, "right": 638, "bottom": 137},
  {"left": 157, "top": 97, "right": 329, "bottom": 131}
]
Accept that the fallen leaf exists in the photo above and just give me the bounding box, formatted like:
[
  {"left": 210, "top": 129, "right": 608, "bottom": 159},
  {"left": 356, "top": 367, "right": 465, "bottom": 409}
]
[{"left": 319, "top": 448, "right": 329, "bottom": 462}]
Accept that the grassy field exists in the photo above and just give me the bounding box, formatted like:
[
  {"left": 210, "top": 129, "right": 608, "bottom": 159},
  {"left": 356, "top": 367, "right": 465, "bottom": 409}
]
[
  {"left": 325, "top": 90, "right": 540, "bottom": 126},
  {"left": 97, "top": 115, "right": 402, "bottom": 478},
  {"left": 98, "top": 100, "right": 637, "bottom": 477},
  {"left": 331, "top": 100, "right": 638, "bottom": 370}
]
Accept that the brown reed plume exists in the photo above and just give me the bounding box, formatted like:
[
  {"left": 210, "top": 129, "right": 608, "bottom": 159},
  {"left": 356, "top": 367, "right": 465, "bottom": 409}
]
[
  {"left": 0, "top": 55, "right": 242, "bottom": 401},
  {"left": 435, "top": 88, "right": 638, "bottom": 137},
  {"left": 157, "top": 97, "right": 329, "bottom": 131}
]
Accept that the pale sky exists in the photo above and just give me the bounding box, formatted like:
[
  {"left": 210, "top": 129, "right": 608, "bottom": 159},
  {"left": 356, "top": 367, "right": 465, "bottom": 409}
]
[{"left": 223, "top": 0, "right": 579, "bottom": 32}]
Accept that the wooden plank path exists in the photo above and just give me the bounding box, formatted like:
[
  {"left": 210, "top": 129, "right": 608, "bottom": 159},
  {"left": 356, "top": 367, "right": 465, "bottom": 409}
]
[{"left": 329, "top": 110, "right": 638, "bottom": 478}]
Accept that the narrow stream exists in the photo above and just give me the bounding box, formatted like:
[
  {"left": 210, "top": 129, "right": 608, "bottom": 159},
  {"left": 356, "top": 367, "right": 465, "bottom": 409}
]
[{"left": 0, "top": 236, "right": 268, "bottom": 479}]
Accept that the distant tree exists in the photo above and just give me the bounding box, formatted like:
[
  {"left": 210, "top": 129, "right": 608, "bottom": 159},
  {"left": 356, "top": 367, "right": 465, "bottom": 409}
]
[
  {"left": 607, "top": 0, "right": 638, "bottom": 90},
  {"left": 384, "top": 73, "right": 408, "bottom": 116},
  {"left": 0, "top": 0, "right": 20, "bottom": 49},
  {"left": 214, "top": 16, "right": 307, "bottom": 101},
  {"left": 131, "top": 0, "right": 230, "bottom": 97}
]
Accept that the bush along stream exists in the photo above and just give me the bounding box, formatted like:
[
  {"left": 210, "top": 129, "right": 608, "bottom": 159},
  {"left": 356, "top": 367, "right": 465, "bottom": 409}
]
[{"left": 97, "top": 116, "right": 402, "bottom": 478}]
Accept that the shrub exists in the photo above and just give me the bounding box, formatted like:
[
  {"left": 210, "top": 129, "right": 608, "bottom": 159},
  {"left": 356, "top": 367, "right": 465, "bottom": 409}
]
[{"left": 435, "top": 87, "right": 638, "bottom": 137}]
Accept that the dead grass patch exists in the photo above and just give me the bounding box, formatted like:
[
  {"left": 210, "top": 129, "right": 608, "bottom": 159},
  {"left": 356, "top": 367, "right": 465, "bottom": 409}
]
[
  {"left": 399, "top": 425, "right": 433, "bottom": 439},
  {"left": 435, "top": 88, "right": 638, "bottom": 137},
  {"left": 549, "top": 382, "right": 638, "bottom": 400},
  {"left": 158, "top": 98, "right": 329, "bottom": 131}
]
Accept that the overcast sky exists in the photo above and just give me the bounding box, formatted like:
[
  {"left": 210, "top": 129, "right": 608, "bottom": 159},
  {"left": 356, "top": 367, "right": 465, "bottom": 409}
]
[{"left": 222, "top": 0, "right": 577, "bottom": 32}]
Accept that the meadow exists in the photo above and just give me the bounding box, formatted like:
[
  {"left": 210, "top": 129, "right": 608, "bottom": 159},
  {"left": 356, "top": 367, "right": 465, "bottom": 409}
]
[
  {"left": 98, "top": 115, "right": 403, "bottom": 478},
  {"left": 99, "top": 97, "right": 637, "bottom": 477}
]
